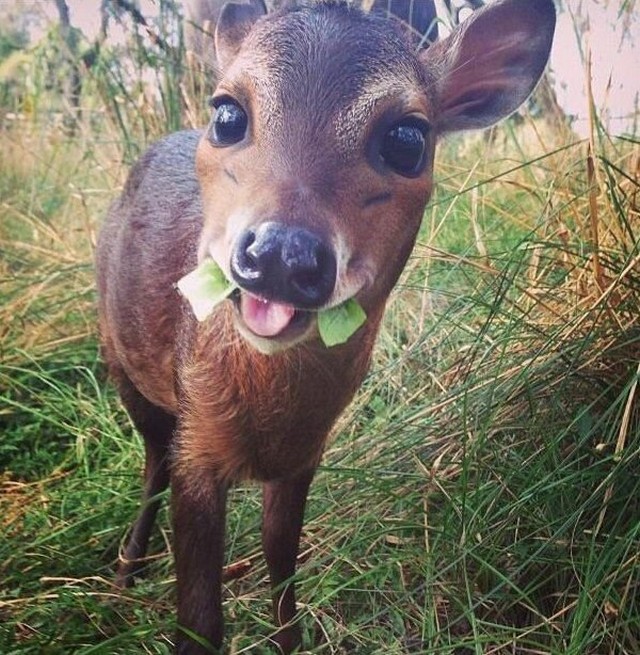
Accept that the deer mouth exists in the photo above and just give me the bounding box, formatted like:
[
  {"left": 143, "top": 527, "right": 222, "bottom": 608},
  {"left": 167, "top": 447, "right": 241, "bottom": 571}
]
[{"left": 233, "top": 290, "right": 312, "bottom": 342}]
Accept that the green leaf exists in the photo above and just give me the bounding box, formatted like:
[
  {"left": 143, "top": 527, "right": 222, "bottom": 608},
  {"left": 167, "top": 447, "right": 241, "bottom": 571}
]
[
  {"left": 176, "top": 259, "right": 237, "bottom": 321},
  {"left": 318, "top": 298, "right": 367, "bottom": 347}
]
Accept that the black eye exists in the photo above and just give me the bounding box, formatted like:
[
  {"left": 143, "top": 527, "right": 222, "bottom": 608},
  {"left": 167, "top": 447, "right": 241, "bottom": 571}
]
[
  {"left": 380, "top": 119, "right": 429, "bottom": 176},
  {"left": 209, "top": 98, "right": 248, "bottom": 146}
]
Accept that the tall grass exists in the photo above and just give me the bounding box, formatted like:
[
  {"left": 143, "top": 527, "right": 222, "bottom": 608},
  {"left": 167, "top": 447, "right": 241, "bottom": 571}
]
[{"left": 1, "top": 4, "right": 639, "bottom": 654}]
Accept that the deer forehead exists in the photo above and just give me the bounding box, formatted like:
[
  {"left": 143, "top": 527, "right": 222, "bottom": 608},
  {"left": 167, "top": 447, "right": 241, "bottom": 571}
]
[{"left": 224, "top": 8, "right": 429, "bottom": 155}]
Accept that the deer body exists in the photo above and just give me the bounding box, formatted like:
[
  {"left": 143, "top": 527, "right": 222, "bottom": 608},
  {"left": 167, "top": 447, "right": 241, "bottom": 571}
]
[{"left": 96, "top": 1, "right": 555, "bottom": 652}]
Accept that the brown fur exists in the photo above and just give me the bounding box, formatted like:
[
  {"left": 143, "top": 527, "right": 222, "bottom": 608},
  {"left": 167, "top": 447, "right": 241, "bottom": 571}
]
[
  {"left": 175, "top": 302, "right": 381, "bottom": 483},
  {"left": 96, "top": 1, "right": 555, "bottom": 652}
]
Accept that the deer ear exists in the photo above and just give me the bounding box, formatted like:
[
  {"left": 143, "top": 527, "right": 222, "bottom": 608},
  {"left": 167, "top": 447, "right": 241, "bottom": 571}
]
[
  {"left": 215, "top": 0, "right": 267, "bottom": 70},
  {"left": 421, "top": 0, "right": 556, "bottom": 134}
]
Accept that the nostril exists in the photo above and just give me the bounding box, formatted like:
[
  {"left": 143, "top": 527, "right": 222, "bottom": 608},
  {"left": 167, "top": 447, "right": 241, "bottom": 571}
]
[
  {"left": 286, "top": 240, "right": 336, "bottom": 305},
  {"left": 232, "top": 230, "right": 261, "bottom": 281},
  {"left": 244, "top": 236, "right": 259, "bottom": 263},
  {"left": 291, "top": 269, "right": 323, "bottom": 296}
]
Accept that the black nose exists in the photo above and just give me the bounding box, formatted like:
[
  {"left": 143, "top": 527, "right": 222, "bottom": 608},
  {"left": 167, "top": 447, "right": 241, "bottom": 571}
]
[{"left": 230, "top": 222, "right": 337, "bottom": 308}]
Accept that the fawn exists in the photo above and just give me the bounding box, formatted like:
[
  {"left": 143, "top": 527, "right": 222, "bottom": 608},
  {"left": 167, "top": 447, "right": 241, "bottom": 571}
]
[{"left": 96, "top": 0, "right": 556, "bottom": 652}]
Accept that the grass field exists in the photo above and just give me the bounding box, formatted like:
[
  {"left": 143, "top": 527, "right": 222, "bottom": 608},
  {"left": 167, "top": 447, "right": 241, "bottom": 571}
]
[{"left": 1, "top": 9, "right": 640, "bottom": 654}]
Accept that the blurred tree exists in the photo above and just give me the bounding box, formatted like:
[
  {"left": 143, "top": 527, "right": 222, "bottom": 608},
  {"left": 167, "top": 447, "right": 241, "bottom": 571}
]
[
  {"left": 52, "top": 0, "right": 83, "bottom": 132},
  {"left": 0, "top": 2, "right": 36, "bottom": 62},
  {"left": 0, "top": 6, "right": 30, "bottom": 110},
  {"left": 0, "top": 23, "right": 28, "bottom": 63}
]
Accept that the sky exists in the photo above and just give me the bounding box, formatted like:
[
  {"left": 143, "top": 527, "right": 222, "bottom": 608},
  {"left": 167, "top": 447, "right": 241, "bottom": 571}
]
[
  {"left": 30, "top": 0, "right": 640, "bottom": 137},
  {"left": 550, "top": 2, "right": 640, "bottom": 136}
]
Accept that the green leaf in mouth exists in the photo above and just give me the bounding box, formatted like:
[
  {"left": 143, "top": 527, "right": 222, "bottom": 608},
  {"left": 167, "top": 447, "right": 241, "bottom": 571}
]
[
  {"left": 176, "top": 259, "right": 237, "bottom": 321},
  {"left": 177, "top": 259, "right": 367, "bottom": 347},
  {"left": 317, "top": 298, "right": 367, "bottom": 347}
]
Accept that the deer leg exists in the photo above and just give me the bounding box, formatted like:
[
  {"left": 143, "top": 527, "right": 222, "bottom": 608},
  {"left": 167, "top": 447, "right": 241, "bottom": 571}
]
[
  {"left": 114, "top": 374, "right": 174, "bottom": 588},
  {"left": 262, "top": 469, "right": 315, "bottom": 654},
  {"left": 172, "top": 471, "right": 228, "bottom": 655}
]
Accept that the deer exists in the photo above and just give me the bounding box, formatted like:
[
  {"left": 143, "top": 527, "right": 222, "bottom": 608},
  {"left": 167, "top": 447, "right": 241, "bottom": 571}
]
[{"left": 96, "top": 0, "right": 556, "bottom": 652}]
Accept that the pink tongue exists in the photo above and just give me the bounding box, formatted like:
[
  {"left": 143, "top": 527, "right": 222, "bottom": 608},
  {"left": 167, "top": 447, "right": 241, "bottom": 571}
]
[{"left": 240, "top": 293, "right": 296, "bottom": 337}]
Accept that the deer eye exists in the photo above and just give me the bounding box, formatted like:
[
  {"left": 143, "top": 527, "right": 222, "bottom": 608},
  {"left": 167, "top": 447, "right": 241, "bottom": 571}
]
[
  {"left": 380, "top": 118, "right": 430, "bottom": 177},
  {"left": 209, "top": 97, "right": 248, "bottom": 146}
]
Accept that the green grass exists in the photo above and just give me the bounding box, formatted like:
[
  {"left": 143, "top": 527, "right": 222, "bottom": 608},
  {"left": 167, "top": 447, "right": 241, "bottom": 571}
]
[{"left": 1, "top": 16, "right": 640, "bottom": 654}]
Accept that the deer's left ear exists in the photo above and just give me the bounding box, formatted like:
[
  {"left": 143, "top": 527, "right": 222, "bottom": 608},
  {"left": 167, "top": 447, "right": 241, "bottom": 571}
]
[
  {"left": 215, "top": 0, "right": 267, "bottom": 70},
  {"left": 421, "top": 0, "right": 556, "bottom": 134}
]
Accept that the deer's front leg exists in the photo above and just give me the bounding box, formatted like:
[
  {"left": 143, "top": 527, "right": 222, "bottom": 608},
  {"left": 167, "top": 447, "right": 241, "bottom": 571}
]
[
  {"left": 172, "top": 470, "right": 228, "bottom": 655},
  {"left": 262, "top": 469, "right": 315, "bottom": 654}
]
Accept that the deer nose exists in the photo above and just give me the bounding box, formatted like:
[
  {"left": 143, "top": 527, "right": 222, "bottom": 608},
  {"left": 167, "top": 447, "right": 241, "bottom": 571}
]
[{"left": 230, "top": 222, "right": 337, "bottom": 308}]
